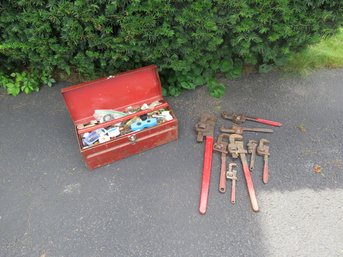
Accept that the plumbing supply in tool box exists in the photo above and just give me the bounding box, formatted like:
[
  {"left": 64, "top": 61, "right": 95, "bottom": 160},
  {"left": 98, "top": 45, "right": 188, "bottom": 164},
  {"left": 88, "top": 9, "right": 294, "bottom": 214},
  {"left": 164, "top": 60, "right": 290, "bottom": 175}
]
[{"left": 61, "top": 65, "right": 178, "bottom": 169}]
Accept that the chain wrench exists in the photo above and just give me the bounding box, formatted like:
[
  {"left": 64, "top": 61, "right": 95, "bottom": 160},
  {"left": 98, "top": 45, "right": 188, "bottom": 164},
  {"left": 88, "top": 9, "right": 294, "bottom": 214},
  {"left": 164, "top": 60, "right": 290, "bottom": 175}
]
[
  {"left": 221, "top": 112, "right": 282, "bottom": 127},
  {"left": 247, "top": 140, "right": 258, "bottom": 171},
  {"left": 226, "top": 163, "right": 237, "bottom": 204},
  {"left": 195, "top": 113, "right": 217, "bottom": 214},
  {"left": 257, "top": 139, "right": 270, "bottom": 184}
]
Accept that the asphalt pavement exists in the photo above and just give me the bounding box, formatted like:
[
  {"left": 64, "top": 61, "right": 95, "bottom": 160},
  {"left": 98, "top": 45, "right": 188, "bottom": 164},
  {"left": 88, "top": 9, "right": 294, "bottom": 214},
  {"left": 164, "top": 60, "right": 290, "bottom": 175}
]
[{"left": 0, "top": 69, "right": 342, "bottom": 257}]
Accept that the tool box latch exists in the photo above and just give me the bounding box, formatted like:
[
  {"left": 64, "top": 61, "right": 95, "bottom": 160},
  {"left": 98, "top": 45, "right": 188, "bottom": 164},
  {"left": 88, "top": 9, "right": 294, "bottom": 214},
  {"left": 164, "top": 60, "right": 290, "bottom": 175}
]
[{"left": 128, "top": 135, "right": 137, "bottom": 144}]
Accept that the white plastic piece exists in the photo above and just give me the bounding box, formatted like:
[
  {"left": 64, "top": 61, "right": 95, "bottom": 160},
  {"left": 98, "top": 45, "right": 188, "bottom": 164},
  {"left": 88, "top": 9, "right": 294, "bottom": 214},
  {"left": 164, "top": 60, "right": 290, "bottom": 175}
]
[
  {"left": 82, "top": 132, "right": 90, "bottom": 138},
  {"left": 161, "top": 111, "right": 173, "bottom": 121},
  {"left": 99, "top": 135, "right": 111, "bottom": 143},
  {"left": 107, "top": 127, "right": 120, "bottom": 138},
  {"left": 141, "top": 103, "right": 149, "bottom": 110}
]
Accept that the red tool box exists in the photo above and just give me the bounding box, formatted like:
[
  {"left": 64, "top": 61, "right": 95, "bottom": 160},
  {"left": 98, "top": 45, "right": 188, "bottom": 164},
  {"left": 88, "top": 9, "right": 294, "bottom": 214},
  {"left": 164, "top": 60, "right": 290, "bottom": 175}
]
[{"left": 61, "top": 65, "right": 178, "bottom": 169}]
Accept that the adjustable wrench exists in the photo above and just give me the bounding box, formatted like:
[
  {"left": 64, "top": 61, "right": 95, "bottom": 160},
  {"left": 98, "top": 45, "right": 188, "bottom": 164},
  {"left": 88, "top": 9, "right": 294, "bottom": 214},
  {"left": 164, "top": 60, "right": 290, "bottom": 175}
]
[
  {"left": 226, "top": 163, "right": 237, "bottom": 204},
  {"left": 195, "top": 114, "right": 217, "bottom": 215},
  {"left": 213, "top": 133, "right": 231, "bottom": 193},
  {"left": 257, "top": 139, "right": 270, "bottom": 184},
  {"left": 228, "top": 134, "right": 259, "bottom": 212},
  {"left": 222, "top": 112, "right": 282, "bottom": 127},
  {"left": 220, "top": 125, "right": 273, "bottom": 135},
  {"left": 247, "top": 140, "right": 258, "bottom": 171}
]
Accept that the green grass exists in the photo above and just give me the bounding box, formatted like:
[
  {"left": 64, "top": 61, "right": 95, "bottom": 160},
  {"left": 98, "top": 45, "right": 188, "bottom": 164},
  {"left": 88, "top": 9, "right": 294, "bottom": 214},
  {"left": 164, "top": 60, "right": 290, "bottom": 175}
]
[{"left": 283, "top": 28, "right": 343, "bottom": 73}]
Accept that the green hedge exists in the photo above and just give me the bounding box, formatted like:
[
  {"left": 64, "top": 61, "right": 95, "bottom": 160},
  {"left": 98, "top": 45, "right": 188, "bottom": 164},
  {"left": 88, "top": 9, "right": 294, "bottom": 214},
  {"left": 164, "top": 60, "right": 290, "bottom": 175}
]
[{"left": 0, "top": 0, "right": 341, "bottom": 96}]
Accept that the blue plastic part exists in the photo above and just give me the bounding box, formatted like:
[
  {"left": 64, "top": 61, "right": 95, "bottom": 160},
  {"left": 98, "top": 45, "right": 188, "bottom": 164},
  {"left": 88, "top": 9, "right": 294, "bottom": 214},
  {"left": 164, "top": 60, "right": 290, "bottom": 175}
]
[
  {"left": 130, "top": 121, "right": 144, "bottom": 131},
  {"left": 84, "top": 131, "right": 100, "bottom": 146},
  {"left": 145, "top": 118, "right": 158, "bottom": 128},
  {"left": 130, "top": 118, "right": 157, "bottom": 132}
]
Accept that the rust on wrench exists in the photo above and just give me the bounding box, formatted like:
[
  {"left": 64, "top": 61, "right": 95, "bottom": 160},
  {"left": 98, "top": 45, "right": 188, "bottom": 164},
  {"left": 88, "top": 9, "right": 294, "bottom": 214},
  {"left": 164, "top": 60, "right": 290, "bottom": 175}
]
[
  {"left": 213, "top": 133, "right": 230, "bottom": 193},
  {"left": 247, "top": 140, "right": 258, "bottom": 171},
  {"left": 228, "top": 134, "right": 259, "bottom": 212},
  {"left": 257, "top": 139, "right": 270, "bottom": 184},
  {"left": 195, "top": 114, "right": 216, "bottom": 143},
  {"left": 226, "top": 163, "right": 237, "bottom": 204},
  {"left": 220, "top": 125, "right": 273, "bottom": 135},
  {"left": 222, "top": 112, "right": 248, "bottom": 124}
]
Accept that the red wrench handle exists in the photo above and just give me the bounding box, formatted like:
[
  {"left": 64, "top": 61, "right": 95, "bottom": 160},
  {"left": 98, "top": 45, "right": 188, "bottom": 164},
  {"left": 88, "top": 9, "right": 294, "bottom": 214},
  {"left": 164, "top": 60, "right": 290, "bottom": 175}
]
[
  {"left": 263, "top": 155, "right": 269, "bottom": 184},
  {"left": 240, "top": 154, "right": 259, "bottom": 212},
  {"left": 254, "top": 118, "right": 282, "bottom": 127},
  {"left": 199, "top": 136, "right": 214, "bottom": 215},
  {"left": 231, "top": 179, "right": 236, "bottom": 204},
  {"left": 219, "top": 153, "right": 227, "bottom": 193}
]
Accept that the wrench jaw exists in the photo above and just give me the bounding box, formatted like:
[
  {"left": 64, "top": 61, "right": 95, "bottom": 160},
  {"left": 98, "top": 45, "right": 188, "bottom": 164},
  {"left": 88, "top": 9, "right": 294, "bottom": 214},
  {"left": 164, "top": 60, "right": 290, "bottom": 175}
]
[
  {"left": 228, "top": 134, "right": 243, "bottom": 158},
  {"left": 221, "top": 112, "right": 246, "bottom": 124},
  {"left": 195, "top": 114, "right": 217, "bottom": 142},
  {"left": 247, "top": 140, "right": 258, "bottom": 172}
]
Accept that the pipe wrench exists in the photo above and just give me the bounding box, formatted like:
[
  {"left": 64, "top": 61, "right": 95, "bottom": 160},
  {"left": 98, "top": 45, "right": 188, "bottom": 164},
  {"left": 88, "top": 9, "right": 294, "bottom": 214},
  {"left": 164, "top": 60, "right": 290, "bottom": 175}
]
[
  {"left": 228, "top": 134, "right": 259, "bottom": 212},
  {"left": 213, "top": 133, "right": 231, "bottom": 193},
  {"left": 195, "top": 114, "right": 217, "bottom": 215}
]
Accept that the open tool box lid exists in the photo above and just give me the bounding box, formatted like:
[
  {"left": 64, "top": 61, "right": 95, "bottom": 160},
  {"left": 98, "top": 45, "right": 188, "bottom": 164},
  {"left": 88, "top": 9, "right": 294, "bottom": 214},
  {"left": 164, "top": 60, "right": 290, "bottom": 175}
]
[{"left": 61, "top": 65, "right": 163, "bottom": 125}]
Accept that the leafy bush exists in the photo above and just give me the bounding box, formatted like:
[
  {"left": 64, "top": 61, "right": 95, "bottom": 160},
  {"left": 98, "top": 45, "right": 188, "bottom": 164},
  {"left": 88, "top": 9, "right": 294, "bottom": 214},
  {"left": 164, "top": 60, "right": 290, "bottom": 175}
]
[{"left": 0, "top": 0, "right": 341, "bottom": 96}]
